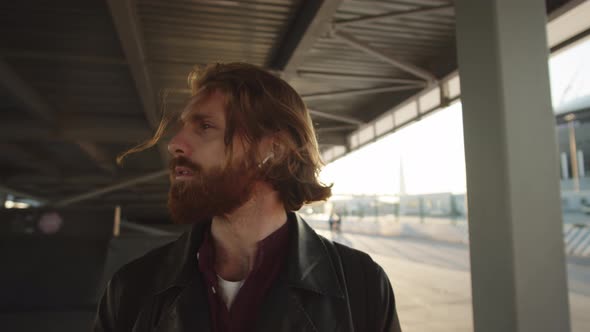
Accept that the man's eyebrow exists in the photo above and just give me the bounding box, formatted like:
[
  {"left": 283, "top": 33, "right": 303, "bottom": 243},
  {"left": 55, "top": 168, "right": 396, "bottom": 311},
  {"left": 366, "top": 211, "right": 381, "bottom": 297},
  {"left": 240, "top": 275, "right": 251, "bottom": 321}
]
[
  {"left": 187, "top": 112, "right": 210, "bottom": 121},
  {"left": 180, "top": 110, "right": 214, "bottom": 123}
]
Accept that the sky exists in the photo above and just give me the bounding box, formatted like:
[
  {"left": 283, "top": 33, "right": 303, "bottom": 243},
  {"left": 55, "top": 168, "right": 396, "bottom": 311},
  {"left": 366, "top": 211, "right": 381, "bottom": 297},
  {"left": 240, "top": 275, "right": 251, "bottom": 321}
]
[
  {"left": 320, "top": 102, "right": 466, "bottom": 195},
  {"left": 549, "top": 36, "right": 590, "bottom": 107},
  {"left": 320, "top": 36, "right": 590, "bottom": 196}
]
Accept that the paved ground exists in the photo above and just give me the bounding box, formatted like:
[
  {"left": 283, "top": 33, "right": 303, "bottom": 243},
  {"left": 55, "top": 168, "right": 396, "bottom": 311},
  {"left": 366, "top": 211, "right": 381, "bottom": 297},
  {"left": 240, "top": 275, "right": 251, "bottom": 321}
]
[
  {"left": 564, "top": 212, "right": 590, "bottom": 226},
  {"left": 315, "top": 229, "right": 590, "bottom": 332}
]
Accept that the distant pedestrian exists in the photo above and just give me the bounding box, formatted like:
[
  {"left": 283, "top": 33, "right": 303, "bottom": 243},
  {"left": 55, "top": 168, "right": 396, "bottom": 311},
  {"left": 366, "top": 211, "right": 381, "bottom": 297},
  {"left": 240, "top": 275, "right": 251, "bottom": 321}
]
[{"left": 329, "top": 212, "right": 342, "bottom": 232}]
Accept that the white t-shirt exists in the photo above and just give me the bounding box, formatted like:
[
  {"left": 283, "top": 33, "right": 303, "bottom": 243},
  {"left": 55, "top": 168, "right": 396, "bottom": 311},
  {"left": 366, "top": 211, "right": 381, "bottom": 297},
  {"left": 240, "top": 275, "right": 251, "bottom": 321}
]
[{"left": 216, "top": 275, "right": 245, "bottom": 309}]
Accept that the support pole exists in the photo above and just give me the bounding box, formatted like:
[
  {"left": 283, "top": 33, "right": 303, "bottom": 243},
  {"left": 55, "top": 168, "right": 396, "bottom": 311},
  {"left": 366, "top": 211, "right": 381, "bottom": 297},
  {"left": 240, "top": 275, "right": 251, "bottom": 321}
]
[
  {"left": 113, "top": 205, "right": 121, "bottom": 237},
  {"left": 455, "top": 0, "right": 570, "bottom": 331}
]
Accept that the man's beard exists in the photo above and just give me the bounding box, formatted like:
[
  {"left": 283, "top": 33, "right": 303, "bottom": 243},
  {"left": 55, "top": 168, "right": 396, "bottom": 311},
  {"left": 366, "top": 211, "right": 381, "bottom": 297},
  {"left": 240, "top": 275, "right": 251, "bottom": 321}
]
[{"left": 167, "top": 156, "right": 259, "bottom": 224}]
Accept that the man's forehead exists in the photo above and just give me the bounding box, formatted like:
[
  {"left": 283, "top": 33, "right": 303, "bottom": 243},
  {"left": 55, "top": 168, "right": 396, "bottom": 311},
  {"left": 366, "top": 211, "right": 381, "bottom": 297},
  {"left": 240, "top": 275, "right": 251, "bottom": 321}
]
[{"left": 180, "top": 91, "right": 227, "bottom": 122}]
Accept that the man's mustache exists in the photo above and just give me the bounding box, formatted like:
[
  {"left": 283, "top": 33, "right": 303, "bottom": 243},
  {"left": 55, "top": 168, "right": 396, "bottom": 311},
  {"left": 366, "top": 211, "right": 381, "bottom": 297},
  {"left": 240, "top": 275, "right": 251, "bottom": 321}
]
[{"left": 169, "top": 156, "right": 202, "bottom": 173}]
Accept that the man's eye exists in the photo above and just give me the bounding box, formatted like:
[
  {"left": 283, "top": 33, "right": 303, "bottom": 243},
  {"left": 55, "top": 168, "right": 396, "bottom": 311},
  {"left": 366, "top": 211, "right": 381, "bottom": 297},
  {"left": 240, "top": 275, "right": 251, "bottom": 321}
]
[{"left": 201, "top": 123, "right": 212, "bottom": 130}]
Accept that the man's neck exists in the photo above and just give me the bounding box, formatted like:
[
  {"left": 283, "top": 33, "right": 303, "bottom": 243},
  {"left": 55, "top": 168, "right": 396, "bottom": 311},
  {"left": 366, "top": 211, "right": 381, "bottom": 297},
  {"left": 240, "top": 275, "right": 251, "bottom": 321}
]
[{"left": 210, "top": 182, "right": 287, "bottom": 281}]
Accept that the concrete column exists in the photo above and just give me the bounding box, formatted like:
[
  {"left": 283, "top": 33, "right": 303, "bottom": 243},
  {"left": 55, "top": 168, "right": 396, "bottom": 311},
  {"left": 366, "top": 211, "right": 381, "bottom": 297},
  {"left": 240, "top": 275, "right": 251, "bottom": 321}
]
[{"left": 454, "top": 1, "right": 570, "bottom": 332}]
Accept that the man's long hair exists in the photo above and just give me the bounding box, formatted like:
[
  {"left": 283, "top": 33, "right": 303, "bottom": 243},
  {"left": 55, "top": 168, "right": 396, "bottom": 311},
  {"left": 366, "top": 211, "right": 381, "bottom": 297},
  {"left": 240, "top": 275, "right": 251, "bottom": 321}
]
[{"left": 119, "top": 62, "right": 332, "bottom": 211}]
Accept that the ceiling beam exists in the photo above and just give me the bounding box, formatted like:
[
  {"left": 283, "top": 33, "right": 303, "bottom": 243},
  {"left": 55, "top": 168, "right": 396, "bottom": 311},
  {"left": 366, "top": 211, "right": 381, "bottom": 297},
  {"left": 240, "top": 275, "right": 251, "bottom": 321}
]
[
  {"left": 333, "top": 4, "right": 454, "bottom": 27},
  {"left": 76, "top": 141, "right": 117, "bottom": 174},
  {"left": 308, "top": 109, "right": 364, "bottom": 125},
  {"left": 272, "top": 0, "right": 345, "bottom": 80},
  {"left": 0, "top": 60, "right": 119, "bottom": 174},
  {"left": 107, "top": 0, "right": 158, "bottom": 126},
  {"left": 0, "top": 50, "right": 128, "bottom": 65},
  {"left": 51, "top": 170, "right": 168, "bottom": 207},
  {"left": 0, "top": 116, "right": 151, "bottom": 143},
  {"left": 0, "top": 60, "right": 55, "bottom": 124},
  {"left": 331, "top": 30, "right": 437, "bottom": 83},
  {"left": 316, "top": 133, "right": 348, "bottom": 146},
  {"left": 61, "top": 127, "right": 150, "bottom": 144},
  {"left": 0, "top": 143, "right": 60, "bottom": 176},
  {"left": 0, "top": 123, "right": 53, "bottom": 141},
  {"left": 297, "top": 70, "right": 424, "bottom": 84},
  {"left": 5, "top": 174, "right": 170, "bottom": 187},
  {"left": 107, "top": 0, "right": 169, "bottom": 168},
  {"left": 315, "top": 125, "right": 359, "bottom": 133},
  {"left": 302, "top": 84, "right": 423, "bottom": 102},
  {"left": 59, "top": 113, "right": 152, "bottom": 143}
]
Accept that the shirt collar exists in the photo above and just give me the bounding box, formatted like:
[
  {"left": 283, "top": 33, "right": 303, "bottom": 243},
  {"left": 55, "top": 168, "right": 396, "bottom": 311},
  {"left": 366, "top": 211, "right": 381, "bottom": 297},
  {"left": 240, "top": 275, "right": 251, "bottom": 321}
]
[
  {"left": 196, "top": 219, "right": 290, "bottom": 282},
  {"left": 154, "top": 212, "right": 344, "bottom": 299}
]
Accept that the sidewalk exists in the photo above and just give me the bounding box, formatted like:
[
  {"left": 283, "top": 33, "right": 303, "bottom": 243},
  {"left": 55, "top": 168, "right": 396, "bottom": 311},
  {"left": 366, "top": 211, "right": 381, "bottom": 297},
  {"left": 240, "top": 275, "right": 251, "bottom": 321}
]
[
  {"left": 315, "top": 229, "right": 590, "bottom": 332},
  {"left": 304, "top": 214, "right": 590, "bottom": 257}
]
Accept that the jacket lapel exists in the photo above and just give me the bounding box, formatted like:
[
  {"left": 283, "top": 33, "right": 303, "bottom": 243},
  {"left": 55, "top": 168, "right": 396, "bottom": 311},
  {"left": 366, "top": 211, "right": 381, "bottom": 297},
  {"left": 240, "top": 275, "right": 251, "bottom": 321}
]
[
  {"left": 156, "top": 279, "right": 211, "bottom": 332},
  {"left": 255, "top": 214, "right": 352, "bottom": 332},
  {"left": 288, "top": 214, "right": 345, "bottom": 298},
  {"left": 255, "top": 270, "right": 322, "bottom": 332},
  {"left": 150, "top": 221, "right": 213, "bottom": 332}
]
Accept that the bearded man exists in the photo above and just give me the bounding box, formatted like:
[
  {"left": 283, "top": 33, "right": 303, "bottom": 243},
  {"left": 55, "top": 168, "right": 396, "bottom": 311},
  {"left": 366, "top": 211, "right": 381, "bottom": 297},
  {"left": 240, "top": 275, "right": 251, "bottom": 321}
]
[{"left": 94, "top": 63, "right": 402, "bottom": 332}]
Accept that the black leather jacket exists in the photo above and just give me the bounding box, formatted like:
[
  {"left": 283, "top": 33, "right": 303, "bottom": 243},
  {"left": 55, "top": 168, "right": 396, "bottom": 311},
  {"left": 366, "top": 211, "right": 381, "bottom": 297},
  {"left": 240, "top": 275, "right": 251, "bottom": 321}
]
[{"left": 94, "top": 213, "right": 401, "bottom": 331}]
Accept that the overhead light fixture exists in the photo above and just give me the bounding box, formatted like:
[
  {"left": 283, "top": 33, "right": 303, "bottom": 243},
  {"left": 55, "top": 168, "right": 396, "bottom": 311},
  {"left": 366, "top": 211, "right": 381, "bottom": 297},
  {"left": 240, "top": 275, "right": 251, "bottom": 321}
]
[{"left": 4, "top": 200, "right": 30, "bottom": 209}]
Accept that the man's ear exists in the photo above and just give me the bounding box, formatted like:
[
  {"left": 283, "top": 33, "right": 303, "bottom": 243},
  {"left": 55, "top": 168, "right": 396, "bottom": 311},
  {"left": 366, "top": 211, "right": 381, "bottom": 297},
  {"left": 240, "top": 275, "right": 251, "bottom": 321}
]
[{"left": 272, "top": 140, "right": 286, "bottom": 161}]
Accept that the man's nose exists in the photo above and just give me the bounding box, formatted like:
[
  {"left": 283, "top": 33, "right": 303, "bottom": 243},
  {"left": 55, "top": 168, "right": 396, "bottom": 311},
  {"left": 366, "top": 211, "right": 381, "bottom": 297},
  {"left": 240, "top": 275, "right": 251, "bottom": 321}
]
[{"left": 168, "top": 130, "right": 191, "bottom": 157}]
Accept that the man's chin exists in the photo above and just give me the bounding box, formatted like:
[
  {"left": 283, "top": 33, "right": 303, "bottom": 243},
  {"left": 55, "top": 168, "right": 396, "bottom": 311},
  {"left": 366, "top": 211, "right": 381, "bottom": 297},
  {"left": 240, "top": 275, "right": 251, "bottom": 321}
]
[
  {"left": 167, "top": 192, "right": 250, "bottom": 225},
  {"left": 167, "top": 162, "right": 258, "bottom": 224},
  {"left": 167, "top": 199, "right": 211, "bottom": 225}
]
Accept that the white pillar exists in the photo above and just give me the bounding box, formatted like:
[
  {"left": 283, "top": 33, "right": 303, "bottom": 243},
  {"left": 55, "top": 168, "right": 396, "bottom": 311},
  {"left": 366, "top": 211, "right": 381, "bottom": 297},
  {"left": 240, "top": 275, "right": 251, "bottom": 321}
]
[
  {"left": 561, "top": 152, "right": 569, "bottom": 180},
  {"left": 454, "top": 1, "right": 570, "bottom": 332},
  {"left": 577, "top": 150, "right": 585, "bottom": 178}
]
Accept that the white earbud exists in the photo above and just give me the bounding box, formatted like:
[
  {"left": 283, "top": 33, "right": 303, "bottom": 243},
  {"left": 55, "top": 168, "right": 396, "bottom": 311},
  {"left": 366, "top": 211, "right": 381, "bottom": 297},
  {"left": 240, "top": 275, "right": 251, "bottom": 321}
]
[{"left": 258, "top": 152, "right": 274, "bottom": 168}]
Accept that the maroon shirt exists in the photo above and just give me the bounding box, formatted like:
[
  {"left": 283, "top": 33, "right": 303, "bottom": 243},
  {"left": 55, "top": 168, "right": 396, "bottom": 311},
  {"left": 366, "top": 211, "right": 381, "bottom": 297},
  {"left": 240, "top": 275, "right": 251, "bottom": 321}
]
[{"left": 197, "top": 220, "right": 290, "bottom": 332}]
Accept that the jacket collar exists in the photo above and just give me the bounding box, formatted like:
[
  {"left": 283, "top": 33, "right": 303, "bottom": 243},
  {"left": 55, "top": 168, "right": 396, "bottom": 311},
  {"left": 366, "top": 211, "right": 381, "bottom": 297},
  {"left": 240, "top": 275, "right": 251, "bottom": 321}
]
[
  {"left": 156, "top": 212, "right": 344, "bottom": 299},
  {"left": 153, "top": 219, "right": 207, "bottom": 292}
]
